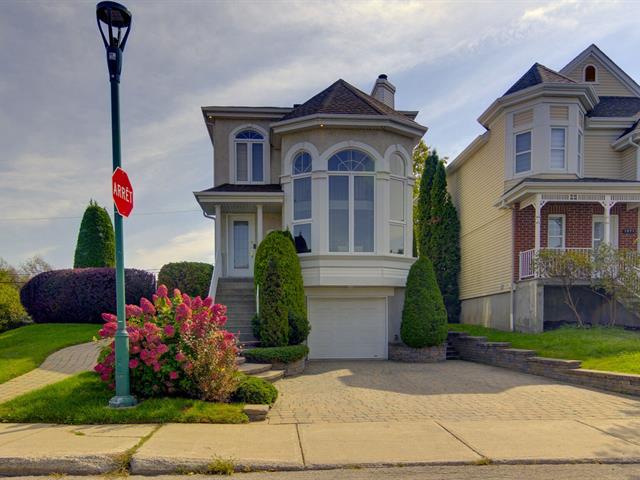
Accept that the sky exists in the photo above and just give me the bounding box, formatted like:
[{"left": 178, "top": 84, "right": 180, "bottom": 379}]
[{"left": 1, "top": 0, "right": 640, "bottom": 272}]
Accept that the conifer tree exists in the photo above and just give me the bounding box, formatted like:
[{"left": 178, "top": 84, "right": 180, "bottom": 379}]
[
  {"left": 73, "top": 200, "right": 116, "bottom": 268},
  {"left": 415, "top": 149, "right": 438, "bottom": 257},
  {"left": 426, "top": 160, "right": 461, "bottom": 322}
]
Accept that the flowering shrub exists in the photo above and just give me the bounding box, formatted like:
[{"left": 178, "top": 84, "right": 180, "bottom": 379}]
[{"left": 95, "top": 285, "right": 239, "bottom": 401}]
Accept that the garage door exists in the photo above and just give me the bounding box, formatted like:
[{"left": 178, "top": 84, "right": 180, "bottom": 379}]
[{"left": 308, "top": 298, "right": 386, "bottom": 360}]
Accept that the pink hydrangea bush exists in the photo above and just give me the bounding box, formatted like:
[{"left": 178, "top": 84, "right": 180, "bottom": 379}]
[{"left": 95, "top": 285, "right": 239, "bottom": 401}]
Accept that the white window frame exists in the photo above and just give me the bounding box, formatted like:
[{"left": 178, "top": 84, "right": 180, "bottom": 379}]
[
  {"left": 583, "top": 64, "right": 598, "bottom": 83},
  {"left": 292, "top": 151, "right": 312, "bottom": 254},
  {"left": 577, "top": 130, "right": 584, "bottom": 177},
  {"left": 389, "top": 154, "right": 406, "bottom": 256},
  {"left": 550, "top": 127, "right": 567, "bottom": 170},
  {"left": 231, "top": 127, "right": 268, "bottom": 184},
  {"left": 592, "top": 215, "right": 619, "bottom": 249},
  {"left": 327, "top": 152, "right": 376, "bottom": 254},
  {"left": 514, "top": 130, "right": 532, "bottom": 175},
  {"left": 547, "top": 214, "right": 566, "bottom": 249}
]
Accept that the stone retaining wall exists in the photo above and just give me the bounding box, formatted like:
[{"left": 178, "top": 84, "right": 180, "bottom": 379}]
[
  {"left": 388, "top": 343, "right": 446, "bottom": 362},
  {"left": 448, "top": 331, "right": 640, "bottom": 397},
  {"left": 271, "top": 357, "right": 306, "bottom": 376}
]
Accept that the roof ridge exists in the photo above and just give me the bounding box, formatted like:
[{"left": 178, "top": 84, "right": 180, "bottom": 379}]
[
  {"left": 339, "top": 80, "right": 389, "bottom": 115},
  {"left": 535, "top": 63, "right": 576, "bottom": 83}
]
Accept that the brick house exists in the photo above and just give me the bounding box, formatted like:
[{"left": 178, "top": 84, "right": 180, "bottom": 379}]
[{"left": 447, "top": 45, "right": 640, "bottom": 332}]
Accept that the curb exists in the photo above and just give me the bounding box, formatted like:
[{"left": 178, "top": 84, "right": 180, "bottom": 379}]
[{"left": 0, "top": 455, "right": 120, "bottom": 476}]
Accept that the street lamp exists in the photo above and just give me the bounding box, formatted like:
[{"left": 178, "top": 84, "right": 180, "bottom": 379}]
[{"left": 97, "top": 1, "right": 136, "bottom": 408}]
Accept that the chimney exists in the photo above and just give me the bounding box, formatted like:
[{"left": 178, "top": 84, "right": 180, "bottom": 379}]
[{"left": 370, "top": 74, "right": 396, "bottom": 109}]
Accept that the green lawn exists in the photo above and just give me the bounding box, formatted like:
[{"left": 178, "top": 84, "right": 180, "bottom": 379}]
[
  {"left": 0, "top": 371, "right": 248, "bottom": 424},
  {"left": 0, "top": 323, "right": 100, "bottom": 384},
  {"left": 449, "top": 324, "right": 640, "bottom": 375}
]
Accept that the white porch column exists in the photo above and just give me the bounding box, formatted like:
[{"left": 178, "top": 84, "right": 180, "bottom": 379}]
[
  {"left": 256, "top": 204, "right": 264, "bottom": 244},
  {"left": 214, "top": 204, "right": 222, "bottom": 273},
  {"left": 603, "top": 195, "right": 612, "bottom": 245},
  {"left": 534, "top": 194, "right": 543, "bottom": 252}
]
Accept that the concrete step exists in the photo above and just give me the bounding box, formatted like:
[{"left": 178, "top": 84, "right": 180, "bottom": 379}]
[
  {"left": 239, "top": 363, "right": 272, "bottom": 375},
  {"left": 253, "top": 369, "right": 285, "bottom": 383},
  {"left": 235, "top": 357, "right": 246, "bottom": 366}
]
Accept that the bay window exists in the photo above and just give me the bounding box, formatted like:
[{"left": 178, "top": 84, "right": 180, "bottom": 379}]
[
  {"left": 292, "top": 151, "right": 312, "bottom": 253},
  {"left": 515, "top": 131, "right": 532, "bottom": 174},
  {"left": 235, "top": 129, "right": 264, "bottom": 183},
  {"left": 550, "top": 127, "right": 566, "bottom": 169},
  {"left": 328, "top": 149, "right": 375, "bottom": 253}
]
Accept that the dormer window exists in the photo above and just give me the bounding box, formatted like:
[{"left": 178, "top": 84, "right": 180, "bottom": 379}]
[
  {"left": 584, "top": 65, "right": 597, "bottom": 82},
  {"left": 235, "top": 129, "right": 265, "bottom": 183}
]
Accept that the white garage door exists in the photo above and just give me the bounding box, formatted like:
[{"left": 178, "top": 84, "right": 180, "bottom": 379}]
[{"left": 308, "top": 298, "right": 387, "bottom": 360}]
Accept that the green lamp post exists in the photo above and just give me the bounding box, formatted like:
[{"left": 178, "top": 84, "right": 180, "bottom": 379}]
[{"left": 96, "top": 1, "right": 136, "bottom": 408}]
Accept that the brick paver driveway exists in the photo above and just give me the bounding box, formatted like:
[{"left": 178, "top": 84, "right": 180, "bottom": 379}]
[{"left": 268, "top": 360, "right": 640, "bottom": 424}]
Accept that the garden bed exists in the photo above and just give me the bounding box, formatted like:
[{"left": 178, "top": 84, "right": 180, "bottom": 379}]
[
  {"left": 0, "top": 324, "right": 99, "bottom": 384},
  {"left": 448, "top": 324, "right": 640, "bottom": 375},
  {"left": 0, "top": 372, "right": 248, "bottom": 424}
]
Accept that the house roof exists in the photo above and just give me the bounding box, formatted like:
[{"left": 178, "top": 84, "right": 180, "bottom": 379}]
[
  {"left": 588, "top": 96, "right": 640, "bottom": 118},
  {"left": 280, "top": 79, "right": 420, "bottom": 126},
  {"left": 504, "top": 63, "right": 576, "bottom": 96},
  {"left": 199, "top": 184, "right": 283, "bottom": 193}
]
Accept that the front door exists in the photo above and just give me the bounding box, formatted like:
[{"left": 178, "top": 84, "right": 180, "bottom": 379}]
[
  {"left": 228, "top": 215, "right": 255, "bottom": 277},
  {"left": 593, "top": 215, "right": 619, "bottom": 249}
]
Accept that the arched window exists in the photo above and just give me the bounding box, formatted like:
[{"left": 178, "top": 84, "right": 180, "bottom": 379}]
[
  {"left": 584, "top": 65, "right": 597, "bottom": 83},
  {"left": 328, "top": 149, "right": 375, "bottom": 253},
  {"left": 292, "top": 152, "right": 312, "bottom": 253},
  {"left": 234, "top": 129, "right": 264, "bottom": 183},
  {"left": 389, "top": 153, "right": 406, "bottom": 255}
]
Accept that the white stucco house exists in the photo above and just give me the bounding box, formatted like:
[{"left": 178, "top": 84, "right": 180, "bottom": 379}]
[{"left": 194, "top": 75, "right": 427, "bottom": 359}]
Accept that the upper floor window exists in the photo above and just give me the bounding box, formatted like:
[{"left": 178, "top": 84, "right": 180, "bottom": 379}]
[
  {"left": 515, "top": 131, "right": 532, "bottom": 174},
  {"left": 292, "top": 151, "right": 312, "bottom": 254},
  {"left": 550, "top": 128, "right": 566, "bottom": 169},
  {"left": 328, "top": 149, "right": 375, "bottom": 253},
  {"left": 235, "top": 129, "right": 264, "bottom": 183},
  {"left": 389, "top": 153, "right": 406, "bottom": 255},
  {"left": 584, "top": 65, "right": 597, "bottom": 83}
]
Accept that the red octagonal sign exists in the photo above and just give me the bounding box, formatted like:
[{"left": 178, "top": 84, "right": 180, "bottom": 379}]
[{"left": 112, "top": 167, "right": 134, "bottom": 217}]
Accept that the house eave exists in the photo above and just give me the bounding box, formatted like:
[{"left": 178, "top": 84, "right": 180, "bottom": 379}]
[{"left": 446, "top": 131, "right": 490, "bottom": 174}]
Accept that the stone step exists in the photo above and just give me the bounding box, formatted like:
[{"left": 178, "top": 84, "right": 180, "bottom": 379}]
[
  {"left": 235, "top": 357, "right": 246, "bottom": 366},
  {"left": 239, "top": 363, "right": 272, "bottom": 375},
  {"left": 252, "top": 369, "right": 285, "bottom": 383}
]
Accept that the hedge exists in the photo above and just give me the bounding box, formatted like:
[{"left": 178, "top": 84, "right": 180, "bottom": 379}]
[
  {"left": 0, "top": 283, "right": 29, "bottom": 332},
  {"left": 244, "top": 344, "right": 309, "bottom": 364},
  {"left": 232, "top": 375, "right": 278, "bottom": 405},
  {"left": 257, "top": 258, "right": 289, "bottom": 347},
  {"left": 73, "top": 201, "right": 115, "bottom": 268},
  {"left": 20, "top": 268, "right": 156, "bottom": 324},
  {"left": 254, "top": 231, "right": 309, "bottom": 345},
  {"left": 400, "top": 256, "right": 448, "bottom": 348},
  {"left": 157, "top": 262, "right": 213, "bottom": 298}
]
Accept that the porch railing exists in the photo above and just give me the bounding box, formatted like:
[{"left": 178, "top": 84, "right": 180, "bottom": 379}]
[{"left": 519, "top": 247, "right": 593, "bottom": 280}]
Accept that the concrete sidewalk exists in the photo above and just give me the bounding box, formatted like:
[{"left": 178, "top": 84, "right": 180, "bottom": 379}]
[{"left": 2, "top": 418, "right": 640, "bottom": 475}]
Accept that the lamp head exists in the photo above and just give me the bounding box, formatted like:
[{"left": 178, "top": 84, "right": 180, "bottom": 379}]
[{"left": 96, "top": 1, "right": 132, "bottom": 82}]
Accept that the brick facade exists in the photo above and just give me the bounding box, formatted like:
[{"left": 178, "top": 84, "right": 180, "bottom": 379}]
[{"left": 514, "top": 202, "right": 638, "bottom": 280}]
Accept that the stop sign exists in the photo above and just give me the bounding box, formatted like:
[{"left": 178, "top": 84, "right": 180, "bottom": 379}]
[{"left": 112, "top": 167, "right": 134, "bottom": 217}]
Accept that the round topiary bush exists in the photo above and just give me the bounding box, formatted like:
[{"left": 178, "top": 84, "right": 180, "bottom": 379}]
[
  {"left": 20, "top": 268, "right": 156, "bottom": 324},
  {"left": 232, "top": 375, "right": 278, "bottom": 405},
  {"left": 400, "top": 256, "right": 448, "bottom": 348},
  {"left": 157, "top": 262, "right": 213, "bottom": 298},
  {"left": 73, "top": 200, "right": 115, "bottom": 268},
  {"left": 254, "top": 230, "right": 309, "bottom": 345}
]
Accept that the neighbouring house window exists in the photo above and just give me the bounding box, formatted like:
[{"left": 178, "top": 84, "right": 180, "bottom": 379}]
[
  {"left": 584, "top": 65, "right": 597, "bottom": 82},
  {"left": 328, "top": 149, "right": 375, "bottom": 253},
  {"left": 515, "top": 131, "right": 532, "bottom": 174},
  {"left": 577, "top": 132, "right": 583, "bottom": 175},
  {"left": 235, "top": 129, "right": 265, "bottom": 183},
  {"left": 548, "top": 215, "right": 565, "bottom": 249},
  {"left": 292, "top": 151, "right": 312, "bottom": 253},
  {"left": 550, "top": 128, "right": 566, "bottom": 169},
  {"left": 389, "top": 153, "right": 406, "bottom": 255}
]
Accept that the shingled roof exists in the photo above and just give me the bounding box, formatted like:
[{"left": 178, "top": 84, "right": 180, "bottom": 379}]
[
  {"left": 588, "top": 96, "right": 640, "bottom": 118},
  {"left": 280, "top": 79, "right": 419, "bottom": 126},
  {"left": 504, "top": 63, "right": 576, "bottom": 96}
]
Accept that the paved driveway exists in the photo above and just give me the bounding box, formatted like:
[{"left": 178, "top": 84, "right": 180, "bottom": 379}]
[{"left": 268, "top": 360, "right": 640, "bottom": 424}]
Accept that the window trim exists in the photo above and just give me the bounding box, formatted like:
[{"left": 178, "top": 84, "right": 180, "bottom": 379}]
[
  {"left": 583, "top": 64, "right": 598, "bottom": 83},
  {"left": 592, "top": 215, "right": 619, "bottom": 249},
  {"left": 291, "top": 151, "right": 313, "bottom": 254},
  {"left": 577, "top": 130, "right": 584, "bottom": 177},
  {"left": 550, "top": 126, "right": 567, "bottom": 170},
  {"left": 514, "top": 130, "right": 533, "bottom": 176},
  {"left": 389, "top": 155, "right": 407, "bottom": 256},
  {"left": 547, "top": 214, "right": 566, "bottom": 249},
  {"left": 327, "top": 150, "right": 376, "bottom": 254},
  {"left": 230, "top": 126, "right": 268, "bottom": 184}
]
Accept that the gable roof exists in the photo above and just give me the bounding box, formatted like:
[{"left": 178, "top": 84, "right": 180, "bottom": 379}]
[
  {"left": 280, "top": 79, "right": 419, "bottom": 126},
  {"left": 588, "top": 96, "right": 640, "bottom": 118},
  {"left": 560, "top": 44, "right": 640, "bottom": 97},
  {"left": 504, "top": 63, "right": 576, "bottom": 96}
]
